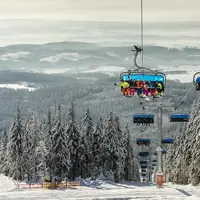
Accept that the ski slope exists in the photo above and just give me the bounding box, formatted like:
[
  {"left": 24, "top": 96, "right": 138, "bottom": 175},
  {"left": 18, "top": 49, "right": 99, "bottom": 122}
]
[{"left": 0, "top": 174, "right": 200, "bottom": 200}]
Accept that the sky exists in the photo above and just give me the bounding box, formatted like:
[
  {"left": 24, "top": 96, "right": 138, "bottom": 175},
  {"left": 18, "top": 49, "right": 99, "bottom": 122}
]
[{"left": 0, "top": 0, "right": 199, "bottom": 21}]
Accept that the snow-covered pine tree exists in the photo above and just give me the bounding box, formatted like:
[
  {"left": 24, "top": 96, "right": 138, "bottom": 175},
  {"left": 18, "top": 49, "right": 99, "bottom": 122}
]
[
  {"left": 102, "top": 112, "right": 126, "bottom": 182},
  {"left": 99, "top": 116, "right": 104, "bottom": 130},
  {"left": 81, "top": 108, "right": 94, "bottom": 178},
  {"left": 25, "top": 113, "right": 41, "bottom": 181},
  {"left": 35, "top": 140, "right": 48, "bottom": 179},
  {"left": 43, "top": 109, "right": 53, "bottom": 175},
  {"left": 92, "top": 119, "right": 104, "bottom": 178},
  {"left": 166, "top": 98, "right": 200, "bottom": 185},
  {"left": 78, "top": 134, "right": 87, "bottom": 178},
  {"left": 66, "top": 102, "right": 81, "bottom": 180},
  {"left": 23, "top": 118, "right": 34, "bottom": 181},
  {"left": 123, "top": 124, "right": 135, "bottom": 181},
  {"left": 113, "top": 116, "right": 126, "bottom": 182},
  {"left": 50, "top": 105, "right": 70, "bottom": 178},
  {"left": 0, "top": 128, "right": 8, "bottom": 174},
  {"left": 165, "top": 123, "right": 188, "bottom": 184},
  {"left": 186, "top": 99, "right": 200, "bottom": 185},
  {"left": 2, "top": 128, "right": 8, "bottom": 151},
  {"left": 6, "top": 106, "right": 25, "bottom": 180}
]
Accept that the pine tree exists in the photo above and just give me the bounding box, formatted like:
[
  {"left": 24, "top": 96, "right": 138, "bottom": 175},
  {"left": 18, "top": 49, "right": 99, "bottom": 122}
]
[
  {"left": 35, "top": 140, "right": 48, "bottom": 179},
  {"left": 0, "top": 128, "right": 8, "bottom": 174},
  {"left": 78, "top": 134, "right": 87, "bottom": 178},
  {"left": 66, "top": 102, "right": 81, "bottom": 180},
  {"left": 23, "top": 119, "right": 34, "bottom": 181},
  {"left": 82, "top": 108, "right": 94, "bottom": 178},
  {"left": 92, "top": 120, "right": 103, "bottom": 177},
  {"left": 113, "top": 116, "right": 126, "bottom": 182},
  {"left": 124, "top": 124, "right": 135, "bottom": 181},
  {"left": 25, "top": 113, "right": 41, "bottom": 181},
  {"left": 99, "top": 116, "right": 104, "bottom": 130},
  {"left": 166, "top": 98, "right": 200, "bottom": 185},
  {"left": 102, "top": 113, "right": 126, "bottom": 182},
  {"left": 7, "top": 106, "right": 25, "bottom": 180},
  {"left": 2, "top": 128, "right": 8, "bottom": 151},
  {"left": 50, "top": 105, "right": 70, "bottom": 178},
  {"left": 43, "top": 109, "right": 52, "bottom": 175}
]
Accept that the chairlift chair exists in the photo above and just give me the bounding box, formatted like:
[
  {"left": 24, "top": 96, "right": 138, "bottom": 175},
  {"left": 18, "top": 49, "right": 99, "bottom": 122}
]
[
  {"left": 193, "top": 72, "right": 200, "bottom": 90},
  {"left": 136, "top": 138, "right": 151, "bottom": 146},
  {"left": 162, "top": 138, "right": 174, "bottom": 144},
  {"left": 169, "top": 114, "right": 190, "bottom": 122},
  {"left": 133, "top": 114, "right": 154, "bottom": 124},
  {"left": 140, "top": 161, "right": 147, "bottom": 165},
  {"left": 139, "top": 152, "right": 149, "bottom": 157}
]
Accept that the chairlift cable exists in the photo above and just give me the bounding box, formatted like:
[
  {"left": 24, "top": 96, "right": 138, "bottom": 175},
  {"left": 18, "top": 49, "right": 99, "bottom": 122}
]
[
  {"left": 174, "top": 84, "right": 195, "bottom": 110},
  {"left": 141, "top": 0, "right": 144, "bottom": 67}
]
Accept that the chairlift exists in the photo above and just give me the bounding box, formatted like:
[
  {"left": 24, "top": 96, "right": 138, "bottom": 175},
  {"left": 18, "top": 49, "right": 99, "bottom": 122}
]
[
  {"left": 193, "top": 72, "right": 200, "bottom": 90},
  {"left": 152, "top": 159, "right": 157, "bottom": 163},
  {"left": 162, "top": 138, "right": 174, "bottom": 144},
  {"left": 136, "top": 138, "right": 151, "bottom": 146},
  {"left": 141, "top": 173, "right": 146, "bottom": 176},
  {"left": 133, "top": 114, "right": 154, "bottom": 125},
  {"left": 139, "top": 152, "right": 149, "bottom": 157},
  {"left": 162, "top": 149, "right": 167, "bottom": 154},
  {"left": 120, "top": 46, "right": 166, "bottom": 87},
  {"left": 141, "top": 165, "right": 147, "bottom": 169},
  {"left": 169, "top": 114, "right": 190, "bottom": 122},
  {"left": 140, "top": 161, "right": 147, "bottom": 165},
  {"left": 117, "top": 44, "right": 166, "bottom": 98},
  {"left": 152, "top": 163, "right": 157, "bottom": 167},
  {"left": 141, "top": 169, "right": 147, "bottom": 172}
]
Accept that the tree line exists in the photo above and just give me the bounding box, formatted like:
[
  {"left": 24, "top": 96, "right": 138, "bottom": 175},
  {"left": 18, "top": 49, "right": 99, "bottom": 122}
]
[
  {"left": 0, "top": 103, "right": 138, "bottom": 183},
  {"left": 165, "top": 96, "right": 200, "bottom": 186}
]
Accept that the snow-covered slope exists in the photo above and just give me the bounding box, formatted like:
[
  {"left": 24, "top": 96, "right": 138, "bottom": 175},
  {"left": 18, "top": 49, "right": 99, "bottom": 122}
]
[
  {"left": 0, "top": 174, "right": 15, "bottom": 193},
  {"left": 0, "top": 174, "right": 200, "bottom": 200}
]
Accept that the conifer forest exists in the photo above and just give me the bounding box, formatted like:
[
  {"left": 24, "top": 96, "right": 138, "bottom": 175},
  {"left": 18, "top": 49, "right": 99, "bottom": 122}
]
[{"left": 0, "top": 103, "right": 137, "bottom": 183}]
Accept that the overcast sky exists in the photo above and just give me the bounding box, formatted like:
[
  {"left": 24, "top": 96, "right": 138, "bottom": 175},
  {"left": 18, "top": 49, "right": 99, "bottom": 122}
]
[{"left": 0, "top": 0, "right": 199, "bottom": 21}]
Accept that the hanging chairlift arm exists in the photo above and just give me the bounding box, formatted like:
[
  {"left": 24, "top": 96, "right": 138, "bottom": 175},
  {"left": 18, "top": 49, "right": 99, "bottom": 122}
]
[{"left": 131, "top": 45, "right": 154, "bottom": 72}]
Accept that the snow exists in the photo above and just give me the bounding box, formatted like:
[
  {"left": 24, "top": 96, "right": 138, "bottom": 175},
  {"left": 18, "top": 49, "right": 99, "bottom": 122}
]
[
  {"left": 167, "top": 74, "right": 194, "bottom": 83},
  {"left": 0, "top": 174, "right": 15, "bottom": 192},
  {"left": 0, "top": 52, "right": 31, "bottom": 61},
  {"left": 83, "top": 65, "right": 125, "bottom": 76},
  {"left": 155, "top": 65, "right": 200, "bottom": 83},
  {"left": 0, "top": 84, "right": 36, "bottom": 91},
  {"left": 40, "top": 53, "right": 101, "bottom": 63},
  {"left": 106, "top": 52, "right": 118, "bottom": 57},
  {"left": 1, "top": 174, "right": 200, "bottom": 200}
]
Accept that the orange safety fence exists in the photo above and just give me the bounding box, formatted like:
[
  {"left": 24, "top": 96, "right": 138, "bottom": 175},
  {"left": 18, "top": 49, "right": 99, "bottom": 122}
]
[{"left": 14, "top": 181, "right": 80, "bottom": 189}]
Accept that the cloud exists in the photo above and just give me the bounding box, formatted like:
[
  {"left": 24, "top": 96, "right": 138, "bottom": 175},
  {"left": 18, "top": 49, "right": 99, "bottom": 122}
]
[{"left": 0, "top": 0, "right": 199, "bottom": 21}]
